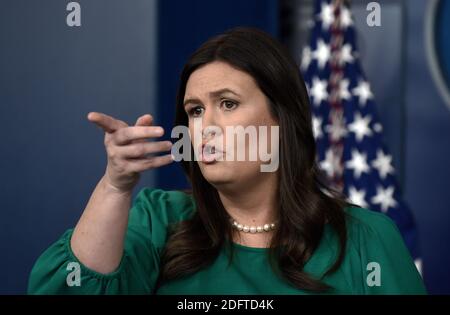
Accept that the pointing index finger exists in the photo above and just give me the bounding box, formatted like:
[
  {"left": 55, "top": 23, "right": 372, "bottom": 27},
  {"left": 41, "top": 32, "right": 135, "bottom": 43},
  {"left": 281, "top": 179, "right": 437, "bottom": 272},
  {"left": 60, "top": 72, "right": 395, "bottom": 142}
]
[{"left": 87, "top": 112, "right": 128, "bottom": 133}]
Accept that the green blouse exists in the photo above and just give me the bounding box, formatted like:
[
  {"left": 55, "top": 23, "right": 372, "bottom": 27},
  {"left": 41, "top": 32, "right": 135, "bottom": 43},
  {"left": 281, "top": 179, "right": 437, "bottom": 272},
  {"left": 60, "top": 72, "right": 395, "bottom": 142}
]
[{"left": 28, "top": 188, "right": 426, "bottom": 295}]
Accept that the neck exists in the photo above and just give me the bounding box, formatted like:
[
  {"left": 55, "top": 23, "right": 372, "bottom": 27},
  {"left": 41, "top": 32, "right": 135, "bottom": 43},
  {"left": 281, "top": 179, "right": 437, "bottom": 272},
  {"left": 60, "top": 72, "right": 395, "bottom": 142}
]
[{"left": 217, "top": 173, "right": 279, "bottom": 227}]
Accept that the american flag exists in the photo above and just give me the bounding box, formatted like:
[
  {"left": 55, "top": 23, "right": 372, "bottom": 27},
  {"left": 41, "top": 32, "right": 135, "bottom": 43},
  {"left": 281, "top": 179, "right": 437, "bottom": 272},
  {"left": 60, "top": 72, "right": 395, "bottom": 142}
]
[{"left": 301, "top": 0, "right": 421, "bottom": 268}]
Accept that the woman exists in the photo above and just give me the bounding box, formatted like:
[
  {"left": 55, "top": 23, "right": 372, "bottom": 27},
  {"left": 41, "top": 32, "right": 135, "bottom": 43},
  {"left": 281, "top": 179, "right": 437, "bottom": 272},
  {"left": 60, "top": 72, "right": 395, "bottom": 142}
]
[{"left": 28, "top": 27, "right": 426, "bottom": 294}]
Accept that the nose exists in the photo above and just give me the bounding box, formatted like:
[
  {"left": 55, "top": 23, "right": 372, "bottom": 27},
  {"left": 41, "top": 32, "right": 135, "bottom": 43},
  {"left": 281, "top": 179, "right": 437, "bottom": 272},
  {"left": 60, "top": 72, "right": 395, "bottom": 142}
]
[{"left": 201, "top": 105, "right": 219, "bottom": 140}]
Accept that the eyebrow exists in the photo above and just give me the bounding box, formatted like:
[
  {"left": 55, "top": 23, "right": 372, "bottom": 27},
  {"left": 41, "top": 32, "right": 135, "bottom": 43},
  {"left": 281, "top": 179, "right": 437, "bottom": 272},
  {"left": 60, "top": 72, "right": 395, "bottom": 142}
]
[{"left": 183, "top": 88, "right": 241, "bottom": 107}]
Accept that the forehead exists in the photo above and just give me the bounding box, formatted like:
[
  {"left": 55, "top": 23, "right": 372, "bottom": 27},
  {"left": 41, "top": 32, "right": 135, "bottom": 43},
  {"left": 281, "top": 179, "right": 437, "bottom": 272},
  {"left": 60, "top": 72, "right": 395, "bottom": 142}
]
[{"left": 185, "top": 61, "right": 257, "bottom": 96}]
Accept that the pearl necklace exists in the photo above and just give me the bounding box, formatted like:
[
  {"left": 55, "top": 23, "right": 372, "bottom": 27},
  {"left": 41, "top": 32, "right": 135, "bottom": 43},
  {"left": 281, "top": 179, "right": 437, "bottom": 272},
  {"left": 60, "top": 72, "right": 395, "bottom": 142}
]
[{"left": 229, "top": 217, "right": 277, "bottom": 233}]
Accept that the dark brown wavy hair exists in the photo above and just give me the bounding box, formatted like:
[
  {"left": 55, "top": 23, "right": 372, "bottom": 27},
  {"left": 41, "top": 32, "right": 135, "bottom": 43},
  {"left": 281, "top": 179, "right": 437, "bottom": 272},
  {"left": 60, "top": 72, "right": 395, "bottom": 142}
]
[{"left": 156, "top": 27, "right": 352, "bottom": 293}]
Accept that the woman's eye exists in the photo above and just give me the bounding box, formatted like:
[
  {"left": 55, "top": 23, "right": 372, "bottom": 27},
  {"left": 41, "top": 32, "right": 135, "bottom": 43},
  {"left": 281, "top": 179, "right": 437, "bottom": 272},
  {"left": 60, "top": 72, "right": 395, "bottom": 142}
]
[
  {"left": 221, "top": 100, "right": 238, "bottom": 110},
  {"left": 187, "top": 106, "right": 204, "bottom": 117}
]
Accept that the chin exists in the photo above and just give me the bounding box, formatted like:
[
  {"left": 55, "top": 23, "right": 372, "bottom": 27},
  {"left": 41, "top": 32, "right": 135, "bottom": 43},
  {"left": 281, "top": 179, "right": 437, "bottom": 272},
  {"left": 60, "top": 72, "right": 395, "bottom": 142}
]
[{"left": 200, "top": 162, "right": 233, "bottom": 185}]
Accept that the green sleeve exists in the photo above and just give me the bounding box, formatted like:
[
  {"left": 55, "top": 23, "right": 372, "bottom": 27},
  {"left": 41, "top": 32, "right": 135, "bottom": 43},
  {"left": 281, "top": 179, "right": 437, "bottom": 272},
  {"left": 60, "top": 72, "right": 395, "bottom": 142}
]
[
  {"left": 27, "top": 188, "right": 195, "bottom": 295},
  {"left": 348, "top": 207, "right": 427, "bottom": 294}
]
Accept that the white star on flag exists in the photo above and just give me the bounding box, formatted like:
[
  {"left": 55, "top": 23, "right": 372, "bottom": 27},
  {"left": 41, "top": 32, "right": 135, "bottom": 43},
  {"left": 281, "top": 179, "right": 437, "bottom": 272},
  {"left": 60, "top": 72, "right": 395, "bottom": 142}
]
[
  {"left": 348, "top": 186, "right": 368, "bottom": 208},
  {"left": 317, "top": 2, "right": 334, "bottom": 30},
  {"left": 372, "top": 149, "right": 395, "bottom": 179},
  {"left": 339, "top": 79, "right": 351, "bottom": 101},
  {"left": 352, "top": 80, "right": 374, "bottom": 106},
  {"left": 373, "top": 123, "right": 383, "bottom": 133},
  {"left": 348, "top": 112, "right": 373, "bottom": 142},
  {"left": 371, "top": 185, "right": 397, "bottom": 212},
  {"left": 345, "top": 149, "right": 370, "bottom": 178},
  {"left": 338, "top": 44, "right": 354, "bottom": 65},
  {"left": 340, "top": 6, "right": 353, "bottom": 29},
  {"left": 301, "top": 46, "right": 312, "bottom": 71},
  {"left": 310, "top": 77, "right": 328, "bottom": 106},
  {"left": 312, "top": 39, "right": 331, "bottom": 69},
  {"left": 320, "top": 149, "right": 343, "bottom": 178},
  {"left": 312, "top": 115, "right": 323, "bottom": 139}
]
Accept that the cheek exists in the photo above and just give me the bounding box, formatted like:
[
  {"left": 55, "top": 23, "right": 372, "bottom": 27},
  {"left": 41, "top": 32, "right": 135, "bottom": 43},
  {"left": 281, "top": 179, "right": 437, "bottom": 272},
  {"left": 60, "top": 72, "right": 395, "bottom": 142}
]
[{"left": 222, "top": 123, "right": 278, "bottom": 162}]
